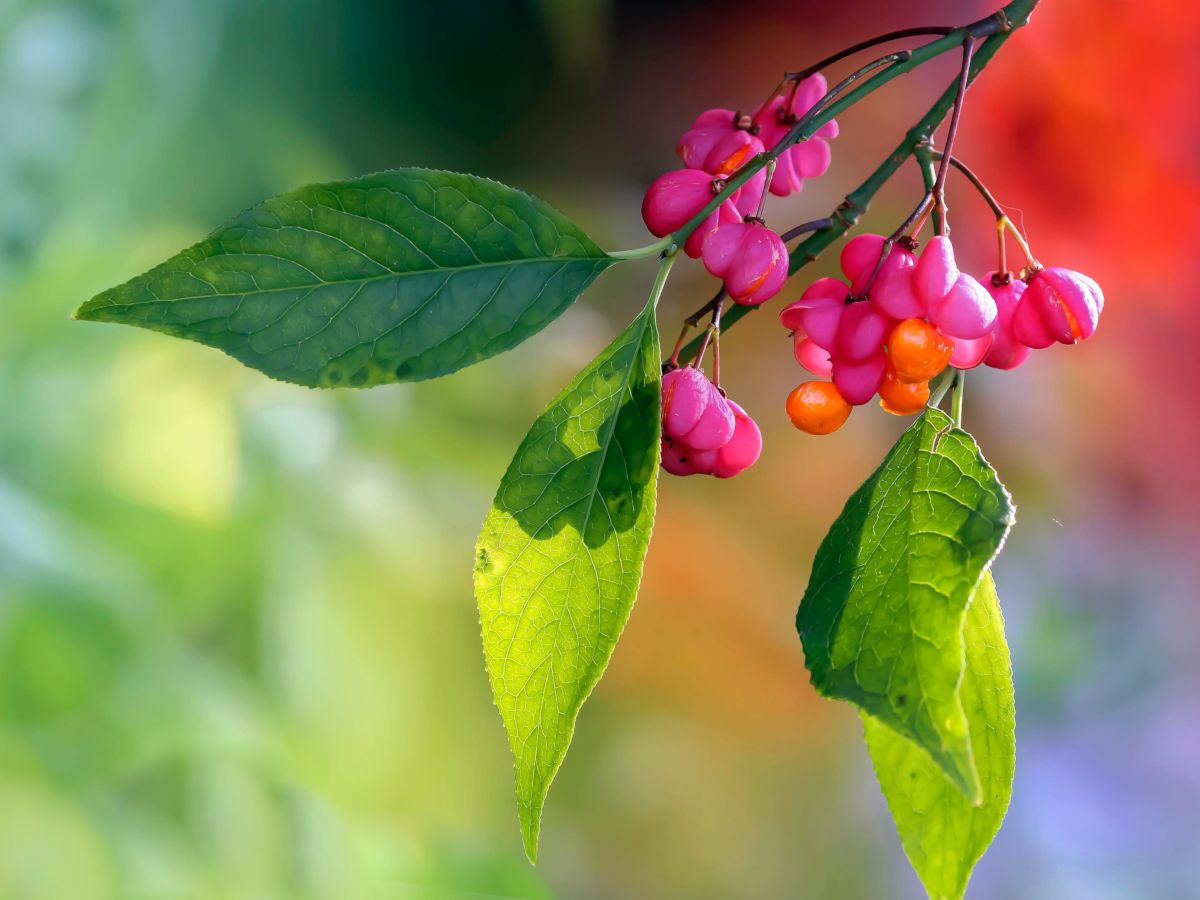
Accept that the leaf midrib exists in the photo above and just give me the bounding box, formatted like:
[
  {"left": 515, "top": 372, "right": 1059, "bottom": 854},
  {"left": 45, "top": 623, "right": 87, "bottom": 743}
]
[{"left": 80, "top": 252, "right": 612, "bottom": 315}]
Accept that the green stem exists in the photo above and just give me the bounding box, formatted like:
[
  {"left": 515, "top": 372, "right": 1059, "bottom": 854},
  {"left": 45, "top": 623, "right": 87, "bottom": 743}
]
[
  {"left": 951, "top": 369, "right": 965, "bottom": 427},
  {"left": 916, "top": 145, "right": 945, "bottom": 235},
  {"left": 928, "top": 369, "right": 955, "bottom": 409},
  {"left": 646, "top": 250, "right": 677, "bottom": 310},
  {"left": 609, "top": 236, "right": 675, "bottom": 260},
  {"left": 678, "top": 0, "right": 1037, "bottom": 361}
]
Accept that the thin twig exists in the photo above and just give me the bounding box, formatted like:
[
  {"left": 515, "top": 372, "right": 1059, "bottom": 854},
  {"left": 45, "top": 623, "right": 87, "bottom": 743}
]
[
  {"left": 785, "top": 26, "right": 956, "bottom": 81},
  {"left": 931, "top": 37, "right": 977, "bottom": 235}
]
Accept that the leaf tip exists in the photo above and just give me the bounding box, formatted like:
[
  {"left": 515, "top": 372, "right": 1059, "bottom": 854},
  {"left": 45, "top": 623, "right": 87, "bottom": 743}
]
[{"left": 520, "top": 816, "right": 541, "bottom": 865}]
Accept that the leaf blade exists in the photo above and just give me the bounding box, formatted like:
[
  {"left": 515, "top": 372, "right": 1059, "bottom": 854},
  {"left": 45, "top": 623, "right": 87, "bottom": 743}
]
[
  {"left": 474, "top": 299, "right": 661, "bottom": 862},
  {"left": 796, "top": 408, "right": 1013, "bottom": 800},
  {"left": 75, "top": 169, "right": 614, "bottom": 387},
  {"left": 864, "top": 570, "right": 1015, "bottom": 900}
]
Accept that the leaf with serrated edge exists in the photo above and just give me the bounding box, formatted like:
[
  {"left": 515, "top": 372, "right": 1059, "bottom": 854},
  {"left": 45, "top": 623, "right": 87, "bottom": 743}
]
[
  {"left": 797, "top": 408, "right": 1013, "bottom": 801},
  {"left": 75, "top": 168, "right": 614, "bottom": 388},
  {"left": 474, "top": 298, "right": 660, "bottom": 862},
  {"left": 864, "top": 570, "right": 1015, "bottom": 900}
]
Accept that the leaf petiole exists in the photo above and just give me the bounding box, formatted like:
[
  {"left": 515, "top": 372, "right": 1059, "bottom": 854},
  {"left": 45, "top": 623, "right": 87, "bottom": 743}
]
[{"left": 608, "top": 236, "right": 676, "bottom": 260}]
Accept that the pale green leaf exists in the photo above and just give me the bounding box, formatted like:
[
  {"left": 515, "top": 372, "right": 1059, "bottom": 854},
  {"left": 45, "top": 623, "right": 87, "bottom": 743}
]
[
  {"left": 75, "top": 168, "right": 614, "bottom": 387},
  {"left": 474, "top": 299, "right": 660, "bottom": 862},
  {"left": 864, "top": 570, "right": 1015, "bottom": 900},
  {"left": 796, "top": 408, "right": 1013, "bottom": 800}
]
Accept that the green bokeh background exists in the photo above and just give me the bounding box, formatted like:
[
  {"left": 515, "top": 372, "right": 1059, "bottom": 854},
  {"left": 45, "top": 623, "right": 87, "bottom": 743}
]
[{"left": 2, "top": 1, "right": 1197, "bottom": 898}]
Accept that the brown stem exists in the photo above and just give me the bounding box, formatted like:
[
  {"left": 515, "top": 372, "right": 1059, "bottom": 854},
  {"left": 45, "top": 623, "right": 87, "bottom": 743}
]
[
  {"left": 932, "top": 37, "right": 977, "bottom": 235},
  {"left": 784, "top": 26, "right": 956, "bottom": 81}
]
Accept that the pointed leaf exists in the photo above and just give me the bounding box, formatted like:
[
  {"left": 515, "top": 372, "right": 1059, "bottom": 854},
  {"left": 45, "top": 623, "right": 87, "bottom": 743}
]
[
  {"left": 796, "top": 408, "right": 1013, "bottom": 800},
  {"left": 75, "top": 169, "right": 615, "bottom": 387},
  {"left": 474, "top": 299, "right": 660, "bottom": 861},
  {"left": 864, "top": 570, "right": 1015, "bottom": 900}
]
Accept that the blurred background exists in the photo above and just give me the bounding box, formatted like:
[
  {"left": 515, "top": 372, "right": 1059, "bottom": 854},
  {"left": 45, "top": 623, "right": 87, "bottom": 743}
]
[{"left": 1, "top": 0, "right": 1197, "bottom": 897}]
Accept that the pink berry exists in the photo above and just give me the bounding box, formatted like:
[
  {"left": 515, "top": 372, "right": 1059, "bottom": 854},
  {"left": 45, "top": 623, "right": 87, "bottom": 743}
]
[
  {"left": 677, "top": 109, "right": 764, "bottom": 176},
  {"left": 948, "top": 333, "right": 992, "bottom": 369},
  {"left": 683, "top": 382, "right": 736, "bottom": 450},
  {"left": 688, "top": 446, "right": 720, "bottom": 475},
  {"left": 684, "top": 199, "right": 741, "bottom": 260},
  {"left": 793, "top": 335, "right": 833, "bottom": 377},
  {"left": 1018, "top": 266, "right": 1104, "bottom": 344},
  {"left": 834, "top": 301, "right": 890, "bottom": 363},
  {"left": 914, "top": 236, "right": 960, "bottom": 306},
  {"left": 702, "top": 220, "right": 789, "bottom": 306},
  {"left": 832, "top": 352, "right": 887, "bottom": 406},
  {"left": 660, "top": 438, "right": 698, "bottom": 476},
  {"left": 982, "top": 275, "right": 1032, "bottom": 370},
  {"left": 840, "top": 233, "right": 886, "bottom": 294},
  {"left": 713, "top": 401, "right": 763, "bottom": 478},
  {"left": 641, "top": 168, "right": 742, "bottom": 259},
  {"left": 928, "top": 273, "right": 998, "bottom": 340},
  {"left": 871, "top": 244, "right": 924, "bottom": 319},
  {"left": 783, "top": 277, "right": 848, "bottom": 349},
  {"left": 770, "top": 137, "right": 833, "bottom": 196},
  {"left": 661, "top": 367, "right": 709, "bottom": 440},
  {"left": 751, "top": 74, "right": 837, "bottom": 197}
]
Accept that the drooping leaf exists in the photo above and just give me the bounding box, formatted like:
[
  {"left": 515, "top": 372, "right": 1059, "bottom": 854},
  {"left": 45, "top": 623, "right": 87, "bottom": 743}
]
[
  {"left": 796, "top": 408, "right": 1013, "bottom": 800},
  {"left": 474, "top": 298, "right": 660, "bottom": 862},
  {"left": 75, "top": 169, "right": 615, "bottom": 387},
  {"left": 864, "top": 570, "right": 1015, "bottom": 900}
]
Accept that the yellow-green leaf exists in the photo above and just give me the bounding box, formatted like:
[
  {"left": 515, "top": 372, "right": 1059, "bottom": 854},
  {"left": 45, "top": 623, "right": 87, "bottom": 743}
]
[
  {"left": 474, "top": 298, "right": 660, "bottom": 862},
  {"left": 864, "top": 570, "right": 1015, "bottom": 900}
]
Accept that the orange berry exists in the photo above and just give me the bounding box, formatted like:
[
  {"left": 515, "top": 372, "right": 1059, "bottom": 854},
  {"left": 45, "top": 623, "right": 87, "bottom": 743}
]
[
  {"left": 887, "top": 318, "right": 953, "bottom": 384},
  {"left": 878, "top": 364, "right": 930, "bottom": 416},
  {"left": 786, "top": 381, "right": 852, "bottom": 435}
]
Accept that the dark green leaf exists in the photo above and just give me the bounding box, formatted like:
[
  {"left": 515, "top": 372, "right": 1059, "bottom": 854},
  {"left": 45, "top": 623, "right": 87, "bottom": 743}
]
[
  {"left": 75, "top": 169, "right": 614, "bottom": 387},
  {"left": 796, "top": 408, "right": 1013, "bottom": 800},
  {"left": 474, "top": 298, "right": 660, "bottom": 862},
  {"left": 865, "top": 570, "right": 1015, "bottom": 900}
]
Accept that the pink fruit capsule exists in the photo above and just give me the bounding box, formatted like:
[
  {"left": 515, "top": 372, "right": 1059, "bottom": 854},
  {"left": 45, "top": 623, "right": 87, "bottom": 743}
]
[
  {"left": 661, "top": 367, "right": 709, "bottom": 440},
  {"left": 1011, "top": 289, "right": 1056, "bottom": 349},
  {"left": 677, "top": 109, "right": 749, "bottom": 171},
  {"left": 982, "top": 274, "right": 1032, "bottom": 370},
  {"left": 929, "top": 273, "right": 998, "bottom": 340},
  {"left": 660, "top": 438, "right": 698, "bottom": 476},
  {"left": 750, "top": 74, "right": 837, "bottom": 196},
  {"left": 840, "top": 233, "right": 886, "bottom": 293},
  {"left": 793, "top": 335, "right": 833, "bottom": 378},
  {"left": 1021, "top": 266, "right": 1104, "bottom": 344},
  {"left": 914, "top": 235, "right": 960, "bottom": 306},
  {"left": 642, "top": 169, "right": 714, "bottom": 236},
  {"left": 948, "top": 333, "right": 992, "bottom": 369},
  {"left": 834, "top": 301, "right": 890, "bottom": 364},
  {"left": 770, "top": 138, "right": 832, "bottom": 196},
  {"left": 713, "top": 400, "right": 763, "bottom": 478},
  {"left": 688, "top": 446, "right": 720, "bottom": 475},
  {"left": 702, "top": 221, "right": 789, "bottom": 306},
  {"left": 871, "top": 245, "right": 924, "bottom": 319},
  {"left": 753, "top": 74, "right": 837, "bottom": 148},
  {"left": 641, "top": 168, "right": 741, "bottom": 260},
  {"left": 785, "top": 277, "right": 849, "bottom": 349},
  {"left": 683, "top": 197, "right": 742, "bottom": 260},
  {"left": 833, "top": 351, "right": 886, "bottom": 406},
  {"left": 682, "top": 382, "right": 736, "bottom": 450}
]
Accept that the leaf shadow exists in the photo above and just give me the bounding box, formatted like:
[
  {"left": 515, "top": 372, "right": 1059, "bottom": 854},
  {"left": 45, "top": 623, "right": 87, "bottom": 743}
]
[{"left": 494, "top": 382, "right": 658, "bottom": 550}]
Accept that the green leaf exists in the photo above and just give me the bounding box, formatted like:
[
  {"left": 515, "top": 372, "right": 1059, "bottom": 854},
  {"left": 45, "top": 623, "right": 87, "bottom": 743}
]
[
  {"left": 864, "top": 570, "right": 1015, "bottom": 900},
  {"left": 473, "top": 298, "right": 661, "bottom": 862},
  {"left": 75, "top": 168, "right": 614, "bottom": 388},
  {"left": 796, "top": 408, "right": 1013, "bottom": 801}
]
